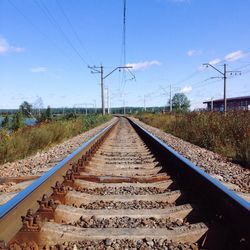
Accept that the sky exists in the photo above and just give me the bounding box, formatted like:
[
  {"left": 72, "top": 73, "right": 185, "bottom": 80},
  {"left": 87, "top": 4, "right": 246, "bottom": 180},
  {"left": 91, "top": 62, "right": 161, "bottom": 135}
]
[{"left": 0, "top": 0, "right": 250, "bottom": 110}]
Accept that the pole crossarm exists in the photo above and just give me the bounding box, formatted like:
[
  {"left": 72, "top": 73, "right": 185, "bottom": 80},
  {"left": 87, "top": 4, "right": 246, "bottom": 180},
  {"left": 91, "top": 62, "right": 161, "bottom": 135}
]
[
  {"left": 210, "top": 76, "right": 224, "bottom": 79},
  {"left": 203, "top": 62, "right": 241, "bottom": 114},
  {"left": 88, "top": 65, "right": 133, "bottom": 115},
  {"left": 104, "top": 66, "right": 133, "bottom": 79},
  {"left": 203, "top": 63, "right": 224, "bottom": 75}
]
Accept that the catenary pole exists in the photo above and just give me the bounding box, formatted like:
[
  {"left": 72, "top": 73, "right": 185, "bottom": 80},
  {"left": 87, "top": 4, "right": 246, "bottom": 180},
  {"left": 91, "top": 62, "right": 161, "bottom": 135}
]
[
  {"left": 101, "top": 66, "right": 105, "bottom": 115},
  {"left": 89, "top": 65, "right": 132, "bottom": 115},
  {"left": 202, "top": 63, "right": 240, "bottom": 114},
  {"left": 223, "top": 64, "right": 227, "bottom": 114}
]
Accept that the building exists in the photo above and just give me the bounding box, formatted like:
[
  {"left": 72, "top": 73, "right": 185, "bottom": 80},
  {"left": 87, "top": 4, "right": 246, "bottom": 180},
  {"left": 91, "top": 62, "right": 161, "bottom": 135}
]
[{"left": 203, "top": 96, "right": 250, "bottom": 111}]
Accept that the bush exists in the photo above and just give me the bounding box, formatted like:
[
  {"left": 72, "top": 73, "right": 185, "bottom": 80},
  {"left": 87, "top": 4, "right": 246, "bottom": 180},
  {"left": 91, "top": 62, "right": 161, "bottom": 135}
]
[
  {"left": 0, "top": 115, "right": 112, "bottom": 164},
  {"left": 136, "top": 112, "right": 250, "bottom": 167}
]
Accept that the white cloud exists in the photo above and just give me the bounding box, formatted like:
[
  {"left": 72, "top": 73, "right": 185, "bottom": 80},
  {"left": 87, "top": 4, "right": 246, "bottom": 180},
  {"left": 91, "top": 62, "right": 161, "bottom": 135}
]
[
  {"left": 126, "top": 60, "right": 161, "bottom": 71},
  {"left": 0, "top": 37, "right": 24, "bottom": 55},
  {"left": 187, "top": 49, "right": 202, "bottom": 57},
  {"left": 198, "top": 65, "right": 206, "bottom": 71},
  {"left": 209, "top": 58, "right": 221, "bottom": 65},
  {"left": 180, "top": 86, "right": 192, "bottom": 94},
  {"left": 225, "top": 50, "right": 248, "bottom": 62},
  {"left": 30, "top": 67, "right": 47, "bottom": 73}
]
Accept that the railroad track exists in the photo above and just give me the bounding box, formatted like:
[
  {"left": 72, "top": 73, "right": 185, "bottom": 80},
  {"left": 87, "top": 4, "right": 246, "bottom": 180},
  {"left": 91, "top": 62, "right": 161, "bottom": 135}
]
[{"left": 0, "top": 117, "right": 249, "bottom": 249}]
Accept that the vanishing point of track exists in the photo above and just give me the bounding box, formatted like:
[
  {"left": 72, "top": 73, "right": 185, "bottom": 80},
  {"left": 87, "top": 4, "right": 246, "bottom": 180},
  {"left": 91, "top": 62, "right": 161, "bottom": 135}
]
[{"left": 0, "top": 117, "right": 249, "bottom": 249}]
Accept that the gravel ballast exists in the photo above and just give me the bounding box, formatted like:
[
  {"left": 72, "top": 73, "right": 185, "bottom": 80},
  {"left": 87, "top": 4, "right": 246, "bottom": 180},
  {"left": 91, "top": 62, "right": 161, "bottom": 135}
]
[
  {"left": 72, "top": 215, "right": 186, "bottom": 229},
  {"left": 50, "top": 239, "right": 199, "bottom": 250},
  {"left": 79, "top": 200, "right": 174, "bottom": 210},
  {"left": 130, "top": 118, "right": 250, "bottom": 195},
  {"left": 77, "top": 186, "right": 169, "bottom": 195}
]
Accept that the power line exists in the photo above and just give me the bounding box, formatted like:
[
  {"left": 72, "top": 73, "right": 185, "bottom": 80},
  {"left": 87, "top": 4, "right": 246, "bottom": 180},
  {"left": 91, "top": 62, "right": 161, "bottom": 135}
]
[
  {"left": 55, "top": 0, "right": 99, "bottom": 83},
  {"left": 34, "top": 0, "right": 89, "bottom": 67},
  {"left": 119, "top": 0, "right": 129, "bottom": 95},
  {"left": 7, "top": 0, "right": 74, "bottom": 64},
  {"left": 122, "top": 0, "right": 127, "bottom": 68},
  {"left": 173, "top": 70, "right": 202, "bottom": 87},
  {"left": 55, "top": 0, "right": 95, "bottom": 66}
]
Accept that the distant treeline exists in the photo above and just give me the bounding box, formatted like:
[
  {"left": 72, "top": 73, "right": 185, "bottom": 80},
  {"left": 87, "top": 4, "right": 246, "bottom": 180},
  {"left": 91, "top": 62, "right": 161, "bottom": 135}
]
[{"left": 0, "top": 106, "right": 167, "bottom": 115}]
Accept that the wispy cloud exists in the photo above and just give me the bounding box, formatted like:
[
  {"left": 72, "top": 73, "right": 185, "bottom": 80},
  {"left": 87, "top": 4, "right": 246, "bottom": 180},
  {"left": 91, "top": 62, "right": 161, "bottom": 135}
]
[
  {"left": 205, "top": 50, "right": 248, "bottom": 66},
  {"left": 180, "top": 86, "right": 192, "bottom": 94},
  {"left": 225, "top": 50, "right": 248, "bottom": 62},
  {"left": 30, "top": 67, "right": 47, "bottom": 73},
  {"left": 0, "top": 37, "right": 24, "bottom": 55},
  {"left": 126, "top": 60, "right": 161, "bottom": 71},
  {"left": 209, "top": 58, "right": 221, "bottom": 65},
  {"left": 187, "top": 49, "right": 202, "bottom": 57}
]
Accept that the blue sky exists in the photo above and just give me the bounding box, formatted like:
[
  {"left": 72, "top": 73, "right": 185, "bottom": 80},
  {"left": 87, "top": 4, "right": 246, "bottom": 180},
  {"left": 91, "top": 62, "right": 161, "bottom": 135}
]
[{"left": 0, "top": 0, "right": 249, "bottom": 109}]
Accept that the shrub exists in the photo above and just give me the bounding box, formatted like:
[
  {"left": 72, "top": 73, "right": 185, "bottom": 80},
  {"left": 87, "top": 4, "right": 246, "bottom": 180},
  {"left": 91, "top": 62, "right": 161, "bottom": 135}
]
[
  {"left": 0, "top": 114, "right": 112, "bottom": 164},
  {"left": 136, "top": 112, "right": 250, "bottom": 167}
]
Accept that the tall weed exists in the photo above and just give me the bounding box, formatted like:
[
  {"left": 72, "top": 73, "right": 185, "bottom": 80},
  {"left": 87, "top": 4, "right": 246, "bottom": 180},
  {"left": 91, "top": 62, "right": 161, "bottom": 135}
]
[
  {"left": 0, "top": 115, "right": 112, "bottom": 164},
  {"left": 136, "top": 112, "right": 250, "bottom": 167}
]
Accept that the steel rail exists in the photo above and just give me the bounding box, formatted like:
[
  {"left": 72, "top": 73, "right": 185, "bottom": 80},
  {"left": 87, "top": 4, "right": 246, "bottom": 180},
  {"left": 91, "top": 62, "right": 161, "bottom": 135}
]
[
  {"left": 128, "top": 118, "right": 250, "bottom": 242},
  {"left": 0, "top": 120, "right": 117, "bottom": 242}
]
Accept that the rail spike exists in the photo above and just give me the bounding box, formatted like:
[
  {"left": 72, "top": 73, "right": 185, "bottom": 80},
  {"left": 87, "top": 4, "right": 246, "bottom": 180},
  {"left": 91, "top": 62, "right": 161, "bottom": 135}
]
[
  {"left": 71, "top": 163, "right": 80, "bottom": 176},
  {"left": 51, "top": 181, "right": 67, "bottom": 204},
  {"left": 0, "top": 240, "right": 6, "bottom": 250},
  {"left": 63, "top": 169, "right": 75, "bottom": 188},
  {"left": 77, "top": 157, "right": 84, "bottom": 169},
  {"left": 37, "top": 194, "right": 58, "bottom": 220},
  {"left": 20, "top": 209, "right": 41, "bottom": 232},
  {"left": 52, "top": 181, "right": 67, "bottom": 195}
]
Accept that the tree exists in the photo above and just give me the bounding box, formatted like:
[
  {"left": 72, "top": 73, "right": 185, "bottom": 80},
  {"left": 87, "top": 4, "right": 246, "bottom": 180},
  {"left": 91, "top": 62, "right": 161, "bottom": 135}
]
[
  {"left": 45, "top": 106, "right": 52, "bottom": 121},
  {"left": 1, "top": 115, "right": 10, "bottom": 129},
  {"left": 33, "top": 97, "right": 44, "bottom": 117},
  {"left": 172, "top": 93, "right": 190, "bottom": 112},
  {"left": 11, "top": 111, "right": 24, "bottom": 130},
  {"left": 19, "top": 101, "right": 33, "bottom": 117},
  {"left": 38, "top": 106, "right": 52, "bottom": 122}
]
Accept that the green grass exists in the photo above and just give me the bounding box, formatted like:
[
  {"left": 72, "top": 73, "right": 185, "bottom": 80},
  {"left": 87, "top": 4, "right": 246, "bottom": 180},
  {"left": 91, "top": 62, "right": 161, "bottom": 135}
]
[
  {"left": 0, "top": 114, "right": 112, "bottom": 164},
  {"left": 136, "top": 112, "right": 250, "bottom": 167}
]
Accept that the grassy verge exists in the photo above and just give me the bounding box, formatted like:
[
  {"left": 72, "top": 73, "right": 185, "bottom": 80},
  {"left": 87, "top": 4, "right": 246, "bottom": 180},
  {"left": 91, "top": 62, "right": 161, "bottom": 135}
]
[
  {"left": 135, "top": 112, "right": 250, "bottom": 167},
  {"left": 0, "top": 114, "right": 112, "bottom": 164}
]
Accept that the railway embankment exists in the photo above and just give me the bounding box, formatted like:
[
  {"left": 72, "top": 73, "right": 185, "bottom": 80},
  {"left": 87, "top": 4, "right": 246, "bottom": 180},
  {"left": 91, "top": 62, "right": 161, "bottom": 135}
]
[
  {"left": 0, "top": 117, "right": 117, "bottom": 197},
  {"left": 130, "top": 117, "right": 250, "bottom": 199}
]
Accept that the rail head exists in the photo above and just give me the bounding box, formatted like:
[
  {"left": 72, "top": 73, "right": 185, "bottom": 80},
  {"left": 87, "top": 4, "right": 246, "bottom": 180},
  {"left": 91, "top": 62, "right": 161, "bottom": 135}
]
[
  {"left": 127, "top": 117, "right": 250, "bottom": 240},
  {"left": 0, "top": 120, "right": 117, "bottom": 242}
]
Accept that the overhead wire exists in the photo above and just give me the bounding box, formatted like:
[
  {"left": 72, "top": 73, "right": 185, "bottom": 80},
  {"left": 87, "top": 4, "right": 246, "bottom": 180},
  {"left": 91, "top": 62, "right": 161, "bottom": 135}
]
[
  {"left": 7, "top": 0, "right": 75, "bottom": 64},
  {"left": 55, "top": 0, "right": 98, "bottom": 82},
  {"left": 34, "top": 0, "right": 89, "bottom": 67},
  {"left": 173, "top": 70, "right": 202, "bottom": 87},
  {"left": 119, "top": 0, "right": 129, "bottom": 96},
  {"left": 55, "top": 0, "right": 95, "bottom": 66}
]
